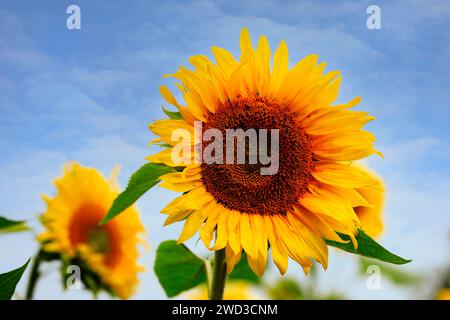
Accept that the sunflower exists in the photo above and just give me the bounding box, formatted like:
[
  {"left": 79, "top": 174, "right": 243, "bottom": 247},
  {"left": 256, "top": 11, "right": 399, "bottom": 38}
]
[
  {"left": 435, "top": 288, "right": 450, "bottom": 300},
  {"left": 187, "top": 281, "right": 256, "bottom": 300},
  {"left": 352, "top": 164, "right": 385, "bottom": 238},
  {"left": 149, "top": 28, "right": 383, "bottom": 276},
  {"left": 38, "top": 162, "right": 145, "bottom": 299}
]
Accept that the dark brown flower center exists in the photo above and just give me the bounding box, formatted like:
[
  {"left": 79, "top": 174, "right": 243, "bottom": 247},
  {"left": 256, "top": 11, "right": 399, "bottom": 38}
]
[{"left": 201, "top": 96, "right": 313, "bottom": 215}]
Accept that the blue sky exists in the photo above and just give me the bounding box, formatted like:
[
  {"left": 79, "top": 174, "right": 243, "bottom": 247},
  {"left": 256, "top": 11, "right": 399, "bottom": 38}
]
[{"left": 0, "top": 0, "right": 449, "bottom": 299}]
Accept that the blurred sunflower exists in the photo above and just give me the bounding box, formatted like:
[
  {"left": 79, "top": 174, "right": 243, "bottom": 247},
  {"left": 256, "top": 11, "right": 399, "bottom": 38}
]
[
  {"left": 38, "top": 162, "right": 145, "bottom": 299},
  {"left": 352, "top": 164, "right": 385, "bottom": 238},
  {"left": 435, "top": 288, "right": 450, "bottom": 300},
  {"left": 187, "top": 281, "right": 256, "bottom": 300},
  {"left": 149, "top": 28, "right": 383, "bottom": 276}
]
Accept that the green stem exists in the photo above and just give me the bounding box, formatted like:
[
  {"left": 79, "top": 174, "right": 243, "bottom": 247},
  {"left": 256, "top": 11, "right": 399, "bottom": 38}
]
[
  {"left": 208, "top": 248, "right": 227, "bottom": 300},
  {"left": 25, "top": 249, "right": 43, "bottom": 300}
]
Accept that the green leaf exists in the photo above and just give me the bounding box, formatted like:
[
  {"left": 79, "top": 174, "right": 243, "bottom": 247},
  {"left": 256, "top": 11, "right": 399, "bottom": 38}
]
[
  {"left": 359, "top": 257, "right": 421, "bottom": 285},
  {"left": 100, "top": 163, "right": 176, "bottom": 225},
  {"left": 154, "top": 240, "right": 207, "bottom": 297},
  {"left": 228, "top": 253, "right": 260, "bottom": 284},
  {"left": 162, "top": 106, "right": 183, "bottom": 120},
  {"left": 0, "top": 259, "right": 30, "bottom": 300},
  {"left": 326, "top": 229, "right": 411, "bottom": 265},
  {"left": 0, "top": 216, "right": 30, "bottom": 234}
]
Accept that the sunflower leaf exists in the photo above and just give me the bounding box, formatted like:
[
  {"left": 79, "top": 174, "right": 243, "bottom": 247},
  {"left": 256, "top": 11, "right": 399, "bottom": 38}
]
[
  {"left": 162, "top": 106, "right": 183, "bottom": 120},
  {"left": 100, "top": 163, "right": 176, "bottom": 225},
  {"left": 0, "top": 216, "right": 30, "bottom": 234},
  {"left": 326, "top": 229, "right": 411, "bottom": 264},
  {"left": 0, "top": 259, "right": 30, "bottom": 300},
  {"left": 154, "top": 240, "right": 207, "bottom": 297}
]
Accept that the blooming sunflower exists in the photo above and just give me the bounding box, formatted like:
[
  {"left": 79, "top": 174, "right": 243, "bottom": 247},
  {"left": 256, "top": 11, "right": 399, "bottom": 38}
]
[
  {"left": 149, "top": 28, "right": 383, "bottom": 276},
  {"left": 38, "top": 162, "right": 145, "bottom": 299}
]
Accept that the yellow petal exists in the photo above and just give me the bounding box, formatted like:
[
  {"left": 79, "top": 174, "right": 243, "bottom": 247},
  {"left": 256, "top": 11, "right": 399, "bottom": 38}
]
[
  {"left": 268, "top": 40, "right": 288, "bottom": 98},
  {"left": 160, "top": 85, "right": 196, "bottom": 123},
  {"left": 254, "top": 35, "right": 271, "bottom": 96},
  {"left": 274, "top": 215, "right": 312, "bottom": 272},
  {"left": 286, "top": 212, "right": 328, "bottom": 269},
  {"left": 177, "top": 210, "right": 206, "bottom": 243},
  {"left": 313, "top": 161, "right": 381, "bottom": 189},
  {"left": 164, "top": 186, "right": 214, "bottom": 211},
  {"left": 149, "top": 119, "right": 194, "bottom": 146},
  {"left": 164, "top": 210, "right": 192, "bottom": 226},
  {"left": 212, "top": 210, "right": 228, "bottom": 250},
  {"left": 199, "top": 202, "right": 221, "bottom": 248},
  {"left": 225, "top": 245, "right": 242, "bottom": 274},
  {"left": 180, "top": 66, "right": 219, "bottom": 113},
  {"left": 250, "top": 214, "right": 268, "bottom": 262},
  {"left": 160, "top": 180, "right": 202, "bottom": 193},
  {"left": 247, "top": 251, "right": 266, "bottom": 276},
  {"left": 299, "top": 188, "right": 358, "bottom": 240},
  {"left": 159, "top": 170, "right": 202, "bottom": 193},
  {"left": 264, "top": 215, "right": 288, "bottom": 274},
  {"left": 292, "top": 206, "right": 345, "bottom": 243},
  {"left": 304, "top": 109, "right": 375, "bottom": 136},
  {"left": 312, "top": 130, "right": 381, "bottom": 161},
  {"left": 146, "top": 148, "right": 178, "bottom": 167},
  {"left": 227, "top": 210, "right": 242, "bottom": 254},
  {"left": 239, "top": 214, "right": 257, "bottom": 259},
  {"left": 240, "top": 28, "right": 254, "bottom": 63},
  {"left": 279, "top": 54, "right": 318, "bottom": 103},
  {"left": 160, "top": 171, "right": 201, "bottom": 184},
  {"left": 211, "top": 46, "right": 239, "bottom": 78}
]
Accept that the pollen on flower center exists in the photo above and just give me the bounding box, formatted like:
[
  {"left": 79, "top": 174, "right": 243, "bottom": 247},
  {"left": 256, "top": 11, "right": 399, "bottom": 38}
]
[{"left": 201, "top": 95, "right": 313, "bottom": 215}]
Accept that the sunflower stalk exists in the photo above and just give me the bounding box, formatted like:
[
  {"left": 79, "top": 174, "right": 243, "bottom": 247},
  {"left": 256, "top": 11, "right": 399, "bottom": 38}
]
[
  {"left": 208, "top": 248, "right": 227, "bottom": 300},
  {"left": 25, "top": 249, "right": 44, "bottom": 300}
]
